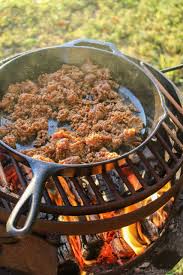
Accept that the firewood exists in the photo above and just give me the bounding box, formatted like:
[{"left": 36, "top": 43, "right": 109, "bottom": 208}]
[
  {"left": 82, "top": 239, "right": 104, "bottom": 260},
  {"left": 141, "top": 218, "right": 159, "bottom": 241}
]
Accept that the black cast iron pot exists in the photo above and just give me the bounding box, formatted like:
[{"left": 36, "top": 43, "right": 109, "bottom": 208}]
[{"left": 0, "top": 39, "right": 166, "bottom": 236}]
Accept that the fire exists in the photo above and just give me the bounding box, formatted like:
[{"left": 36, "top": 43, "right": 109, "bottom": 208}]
[
  {"left": 1, "top": 155, "right": 173, "bottom": 272},
  {"left": 121, "top": 166, "right": 142, "bottom": 191},
  {"left": 0, "top": 152, "right": 174, "bottom": 272},
  {"left": 46, "top": 168, "right": 173, "bottom": 271},
  {"left": 150, "top": 182, "right": 173, "bottom": 228},
  {"left": 121, "top": 223, "right": 148, "bottom": 255},
  {"left": 120, "top": 181, "right": 173, "bottom": 256}
]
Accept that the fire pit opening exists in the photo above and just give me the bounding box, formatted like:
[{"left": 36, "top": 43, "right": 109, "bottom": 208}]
[{"left": 55, "top": 190, "right": 173, "bottom": 275}]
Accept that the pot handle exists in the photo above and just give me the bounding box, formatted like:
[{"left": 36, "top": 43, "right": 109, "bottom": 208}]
[
  {"left": 6, "top": 162, "right": 48, "bottom": 237},
  {"left": 62, "top": 38, "right": 122, "bottom": 55}
]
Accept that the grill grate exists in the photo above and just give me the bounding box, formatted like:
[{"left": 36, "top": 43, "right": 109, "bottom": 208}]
[{"left": 0, "top": 62, "right": 182, "bottom": 235}]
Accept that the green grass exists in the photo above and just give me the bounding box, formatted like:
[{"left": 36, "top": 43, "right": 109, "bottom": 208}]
[
  {"left": 0, "top": 0, "right": 182, "bottom": 272},
  {"left": 0, "top": 0, "right": 182, "bottom": 84},
  {"left": 167, "top": 258, "right": 183, "bottom": 275}
]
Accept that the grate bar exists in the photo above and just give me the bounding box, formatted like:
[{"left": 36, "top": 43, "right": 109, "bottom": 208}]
[
  {"left": 102, "top": 173, "right": 122, "bottom": 200},
  {"left": 71, "top": 178, "right": 90, "bottom": 205},
  {"left": 1, "top": 155, "right": 183, "bottom": 216},
  {"left": 160, "top": 86, "right": 183, "bottom": 115},
  {"left": 42, "top": 188, "right": 53, "bottom": 205},
  {"left": 31, "top": 181, "right": 181, "bottom": 235},
  {"left": 0, "top": 162, "right": 8, "bottom": 187},
  {"left": 10, "top": 158, "right": 27, "bottom": 189},
  {"left": 52, "top": 176, "right": 71, "bottom": 206},
  {"left": 1, "top": 198, "right": 11, "bottom": 211},
  {"left": 12, "top": 157, "right": 53, "bottom": 205},
  {"left": 161, "top": 89, "right": 183, "bottom": 115},
  {"left": 85, "top": 176, "right": 104, "bottom": 204},
  {"left": 156, "top": 132, "right": 178, "bottom": 162},
  {"left": 143, "top": 65, "right": 183, "bottom": 115},
  {"left": 147, "top": 142, "right": 170, "bottom": 173},
  {"left": 161, "top": 64, "right": 183, "bottom": 73},
  {"left": 162, "top": 122, "right": 183, "bottom": 151},
  {"left": 115, "top": 165, "right": 135, "bottom": 194},
  {"left": 167, "top": 109, "right": 183, "bottom": 132},
  {"left": 137, "top": 150, "right": 160, "bottom": 182}
]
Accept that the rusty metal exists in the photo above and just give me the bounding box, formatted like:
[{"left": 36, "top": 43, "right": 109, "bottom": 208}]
[
  {"left": 156, "top": 132, "right": 178, "bottom": 162},
  {"left": 52, "top": 176, "right": 71, "bottom": 206},
  {"left": 137, "top": 150, "right": 160, "bottom": 182},
  {"left": 161, "top": 63, "right": 183, "bottom": 73},
  {"left": 162, "top": 122, "right": 183, "bottom": 151},
  {"left": 0, "top": 175, "right": 181, "bottom": 235},
  {"left": 167, "top": 109, "right": 183, "bottom": 132},
  {"left": 115, "top": 165, "right": 136, "bottom": 194},
  {"left": 0, "top": 57, "right": 182, "bottom": 235},
  {"left": 146, "top": 142, "right": 170, "bottom": 173}
]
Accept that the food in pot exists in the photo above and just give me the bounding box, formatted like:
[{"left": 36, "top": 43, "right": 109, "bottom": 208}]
[{"left": 0, "top": 61, "right": 143, "bottom": 164}]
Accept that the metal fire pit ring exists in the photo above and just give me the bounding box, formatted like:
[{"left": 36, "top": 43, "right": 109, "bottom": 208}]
[{"left": 0, "top": 43, "right": 182, "bottom": 237}]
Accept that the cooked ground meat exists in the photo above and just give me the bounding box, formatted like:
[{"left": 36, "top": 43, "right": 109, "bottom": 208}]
[{"left": 0, "top": 60, "right": 143, "bottom": 163}]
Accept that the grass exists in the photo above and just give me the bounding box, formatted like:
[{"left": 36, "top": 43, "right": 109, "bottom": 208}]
[
  {"left": 0, "top": 0, "right": 182, "bottom": 84},
  {"left": 167, "top": 258, "right": 183, "bottom": 275},
  {"left": 0, "top": 0, "right": 182, "bottom": 273}
]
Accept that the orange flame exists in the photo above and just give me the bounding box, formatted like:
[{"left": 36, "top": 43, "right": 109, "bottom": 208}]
[
  {"left": 120, "top": 181, "right": 172, "bottom": 255},
  {"left": 46, "top": 171, "right": 173, "bottom": 270},
  {"left": 5, "top": 157, "right": 173, "bottom": 271},
  {"left": 120, "top": 165, "right": 142, "bottom": 190}
]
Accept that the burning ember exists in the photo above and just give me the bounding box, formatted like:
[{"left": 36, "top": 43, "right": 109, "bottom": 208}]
[
  {"left": 0, "top": 152, "right": 174, "bottom": 274},
  {"left": 49, "top": 171, "right": 173, "bottom": 273}
]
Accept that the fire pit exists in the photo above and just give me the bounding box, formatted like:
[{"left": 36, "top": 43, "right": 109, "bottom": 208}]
[{"left": 0, "top": 46, "right": 183, "bottom": 274}]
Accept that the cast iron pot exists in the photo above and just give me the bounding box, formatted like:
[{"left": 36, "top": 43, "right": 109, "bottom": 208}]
[{"left": 0, "top": 39, "right": 166, "bottom": 236}]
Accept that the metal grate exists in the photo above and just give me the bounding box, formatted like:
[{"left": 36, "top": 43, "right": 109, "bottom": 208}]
[{"left": 0, "top": 61, "right": 182, "bottom": 235}]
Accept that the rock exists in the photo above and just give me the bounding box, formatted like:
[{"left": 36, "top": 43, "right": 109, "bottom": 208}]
[
  {"left": 0, "top": 224, "right": 57, "bottom": 275},
  {"left": 169, "top": 224, "right": 175, "bottom": 230},
  {"left": 134, "top": 267, "right": 141, "bottom": 273},
  {"left": 139, "top": 262, "right": 150, "bottom": 268},
  {"left": 129, "top": 153, "right": 140, "bottom": 164}
]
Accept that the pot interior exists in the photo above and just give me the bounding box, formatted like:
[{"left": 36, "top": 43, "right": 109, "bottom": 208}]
[{"left": 0, "top": 46, "right": 166, "bottom": 155}]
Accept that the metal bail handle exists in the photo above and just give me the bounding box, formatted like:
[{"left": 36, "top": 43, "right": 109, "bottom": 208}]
[{"left": 62, "top": 38, "right": 123, "bottom": 55}]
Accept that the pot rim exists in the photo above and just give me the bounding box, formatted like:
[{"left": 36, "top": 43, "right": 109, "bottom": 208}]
[{"left": 0, "top": 44, "right": 167, "bottom": 170}]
